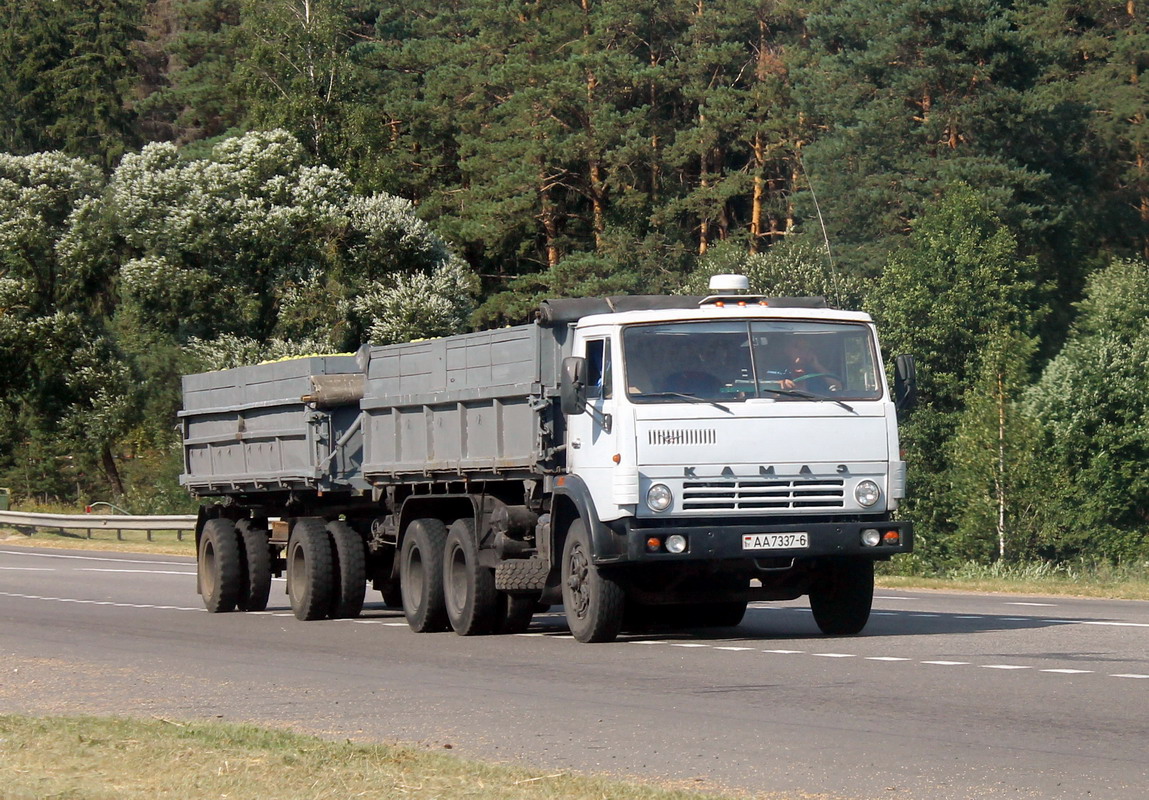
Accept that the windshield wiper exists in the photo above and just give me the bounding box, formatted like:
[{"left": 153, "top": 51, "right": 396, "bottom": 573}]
[
  {"left": 637, "top": 392, "right": 732, "bottom": 414},
  {"left": 757, "top": 387, "right": 855, "bottom": 413}
]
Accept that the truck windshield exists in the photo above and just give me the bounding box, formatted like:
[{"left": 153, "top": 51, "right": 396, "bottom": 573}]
[{"left": 622, "top": 320, "right": 884, "bottom": 403}]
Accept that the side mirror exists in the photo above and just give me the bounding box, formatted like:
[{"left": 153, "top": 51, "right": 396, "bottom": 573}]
[
  {"left": 894, "top": 354, "right": 917, "bottom": 411},
  {"left": 561, "top": 356, "right": 588, "bottom": 416}
]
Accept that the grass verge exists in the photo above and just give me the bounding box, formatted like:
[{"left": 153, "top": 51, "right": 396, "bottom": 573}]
[
  {"left": 0, "top": 528, "right": 194, "bottom": 557},
  {"left": 0, "top": 715, "right": 754, "bottom": 800}
]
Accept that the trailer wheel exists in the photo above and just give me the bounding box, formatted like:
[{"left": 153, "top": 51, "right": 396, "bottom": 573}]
[
  {"left": 199, "top": 518, "right": 243, "bottom": 613},
  {"left": 561, "top": 519, "right": 624, "bottom": 643},
  {"left": 443, "top": 519, "right": 499, "bottom": 635},
  {"left": 400, "top": 518, "right": 450, "bottom": 632},
  {"left": 496, "top": 593, "right": 536, "bottom": 634},
  {"left": 236, "top": 520, "right": 272, "bottom": 612},
  {"left": 809, "top": 558, "right": 873, "bottom": 636},
  {"left": 327, "top": 520, "right": 367, "bottom": 619},
  {"left": 287, "top": 518, "right": 335, "bottom": 621}
]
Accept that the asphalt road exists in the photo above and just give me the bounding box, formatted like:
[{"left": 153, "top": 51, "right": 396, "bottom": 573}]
[{"left": 1, "top": 543, "right": 1146, "bottom": 799}]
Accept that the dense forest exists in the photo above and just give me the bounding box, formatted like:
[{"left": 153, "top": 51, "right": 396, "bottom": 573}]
[{"left": 0, "top": 0, "right": 1147, "bottom": 569}]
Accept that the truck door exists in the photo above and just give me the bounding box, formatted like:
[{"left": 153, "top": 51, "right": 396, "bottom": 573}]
[{"left": 567, "top": 336, "right": 618, "bottom": 509}]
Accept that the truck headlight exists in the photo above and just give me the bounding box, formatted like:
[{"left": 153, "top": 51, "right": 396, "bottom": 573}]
[
  {"left": 854, "top": 480, "right": 881, "bottom": 507},
  {"left": 647, "top": 483, "right": 673, "bottom": 512}
]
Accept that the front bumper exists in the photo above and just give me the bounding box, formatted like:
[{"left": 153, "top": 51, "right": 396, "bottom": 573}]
[{"left": 605, "top": 517, "right": 913, "bottom": 564}]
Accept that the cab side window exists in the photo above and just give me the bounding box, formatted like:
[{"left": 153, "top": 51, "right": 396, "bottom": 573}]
[{"left": 586, "top": 338, "right": 612, "bottom": 399}]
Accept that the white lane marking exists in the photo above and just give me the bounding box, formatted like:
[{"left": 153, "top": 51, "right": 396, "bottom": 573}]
[
  {"left": 0, "top": 591, "right": 202, "bottom": 612},
  {"left": 1042, "top": 669, "right": 1093, "bottom": 674},
  {"left": 922, "top": 661, "right": 969, "bottom": 666},
  {"left": 0, "top": 551, "right": 188, "bottom": 567},
  {"left": 629, "top": 640, "right": 670, "bottom": 645},
  {"left": 1006, "top": 602, "right": 1057, "bottom": 607},
  {"left": 762, "top": 649, "right": 803, "bottom": 654},
  {"left": 955, "top": 615, "right": 983, "bottom": 619},
  {"left": 867, "top": 657, "right": 911, "bottom": 662},
  {"left": 1111, "top": 673, "right": 1149, "bottom": 679},
  {"left": 670, "top": 643, "right": 711, "bottom": 648},
  {"left": 1043, "top": 619, "right": 1149, "bottom": 629},
  {"left": 714, "top": 646, "right": 755, "bottom": 651},
  {"left": 982, "top": 665, "right": 1031, "bottom": 670},
  {"left": 813, "top": 653, "right": 855, "bottom": 658},
  {"left": 0, "top": 566, "right": 55, "bottom": 571},
  {"left": 77, "top": 568, "right": 196, "bottom": 576},
  {"left": 911, "top": 613, "right": 940, "bottom": 618}
]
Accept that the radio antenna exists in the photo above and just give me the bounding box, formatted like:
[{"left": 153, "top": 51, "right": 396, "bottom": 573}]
[{"left": 796, "top": 151, "right": 843, "bottom": 305}]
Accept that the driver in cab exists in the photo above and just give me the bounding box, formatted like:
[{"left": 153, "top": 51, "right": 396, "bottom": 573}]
[{"left": 778, "top": 337, "right": 842, "bottom": 393}]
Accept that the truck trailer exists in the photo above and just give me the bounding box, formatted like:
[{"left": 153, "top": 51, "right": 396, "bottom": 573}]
[{"left": 182, "top": 276, "right": 916, "bottom": 642}]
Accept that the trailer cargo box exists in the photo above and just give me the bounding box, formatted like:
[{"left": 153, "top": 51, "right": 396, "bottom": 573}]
[{"left": 180, "top": 354, "right": 366, "bottom": 493}]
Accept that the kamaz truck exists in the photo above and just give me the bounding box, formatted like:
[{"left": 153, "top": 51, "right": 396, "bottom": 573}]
[{"left": 182, "top": 276, "right": 916, "bottom": 642}]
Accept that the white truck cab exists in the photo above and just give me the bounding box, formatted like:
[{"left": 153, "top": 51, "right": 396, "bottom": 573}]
[{"left": 556, "top": 281, "right": 915, "bottom": 639}]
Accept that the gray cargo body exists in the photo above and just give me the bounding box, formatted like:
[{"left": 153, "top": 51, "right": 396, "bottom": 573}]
[
  {"left": 180, "top": 354, "right": 366, "bottom": 493},
  {"left": 180, "top": 325, "right": 571, "bottom": 495},
  {"left": 360, "top": 324, "right": 568, "bottom": 480}
]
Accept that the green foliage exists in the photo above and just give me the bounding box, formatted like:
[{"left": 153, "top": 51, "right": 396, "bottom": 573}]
[
  {"left": 0, "top": 0, "right": 144, "bottom": 165},
  {"left": 867, "top": 186, "right": 1043, "bottom": 564},
  {"left": 1026, "top": 258, "right": 1149, "bottom": 560},
  {"left": 682, "top": 237, "right": 866, "bottom": 308},
  {"left": 107, "top": 130, "right": 475, "bottom": 350}
]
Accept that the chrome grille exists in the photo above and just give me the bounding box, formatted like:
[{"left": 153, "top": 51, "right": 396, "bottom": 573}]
[
  {"left": 681, "top": 478, "right": 845, "bottom": 510},
  {"left": 648, "top": 428, "right": 717, "bottom": 446}
]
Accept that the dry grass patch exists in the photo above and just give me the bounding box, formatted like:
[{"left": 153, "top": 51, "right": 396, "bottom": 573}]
[{"left": 0, "top": 715, "right": 785, "bottom": 800}]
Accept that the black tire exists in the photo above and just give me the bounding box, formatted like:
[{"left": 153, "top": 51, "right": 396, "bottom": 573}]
[
  {"left": 327, "top": 520, "right": 367, "bottom": 619},
  {"left": 400, "top": 518, "right": 450, "bottom": 632},
  {"left": 561, "top": 519, "right": 625, "bottom": 643},
  {"left": 496, "top": 593, "right": 536, "bottom": 634},
  {"left": 443, "top": 518, "right": 500, "bottom": 635},
  {"left": 809, "top": 558, "right": 874, "bottom": 636},
  {"left": 236, "top": 519, "right": 272, "bottom": 612},
  {"left": 199, "top": 518, "right": 243, "bottom": 613},
  {"left": 287, "top": 518, "right": 335, "bottom": 621}
]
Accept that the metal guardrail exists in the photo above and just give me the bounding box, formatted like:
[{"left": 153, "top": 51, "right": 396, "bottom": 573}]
[{"left": 0, "top": 509, "right": 197, "bottom": 541}]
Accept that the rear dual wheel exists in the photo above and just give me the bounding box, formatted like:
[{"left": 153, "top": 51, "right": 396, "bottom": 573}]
[
  {"left": 199, "top": 518, "right": 243, "bottom": 613},
  {"left": 287, "top": 518, "right": 367, "bottom": 621},
  {"left": 443, "top": 519, "right": 501, "bottom": 636},
  {"left": 401, "top": 517, "right": 534, "bottom": 636},
  {"left": 199, "top": 517, "right": 274, "bottom": 613}
]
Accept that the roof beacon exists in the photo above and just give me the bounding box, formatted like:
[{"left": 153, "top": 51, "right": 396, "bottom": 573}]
[{"left": 708, "top": 274, "right": 750, "bottom": 293}]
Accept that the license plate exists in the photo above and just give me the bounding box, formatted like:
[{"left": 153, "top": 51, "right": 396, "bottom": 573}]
[{"left": 742, "top": 532, "right": 808, "bottom": 550}]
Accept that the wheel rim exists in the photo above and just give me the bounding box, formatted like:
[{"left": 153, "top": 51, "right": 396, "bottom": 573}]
[
  {"left": 289, "top": 542, "right": 306, "bottom": 603},
  {"left": 202, "top": 539, "right": 217, "bottom": 596},
  {"left": 446, "top": 543, "right": 467, "bottom": 617},
  {"left": 566, "top": 542, "right": 591, "bottom": 618},
  {"left": 406, "top": 545, "right": 425, "bottom": 607}
]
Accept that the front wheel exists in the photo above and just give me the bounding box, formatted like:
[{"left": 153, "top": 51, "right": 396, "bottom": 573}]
[
  {"left": 561, "top": 519, "right": 624, "bottom": 643},
  {"left": 809, "top": 558, "right": 874, "bottom": 636}
]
